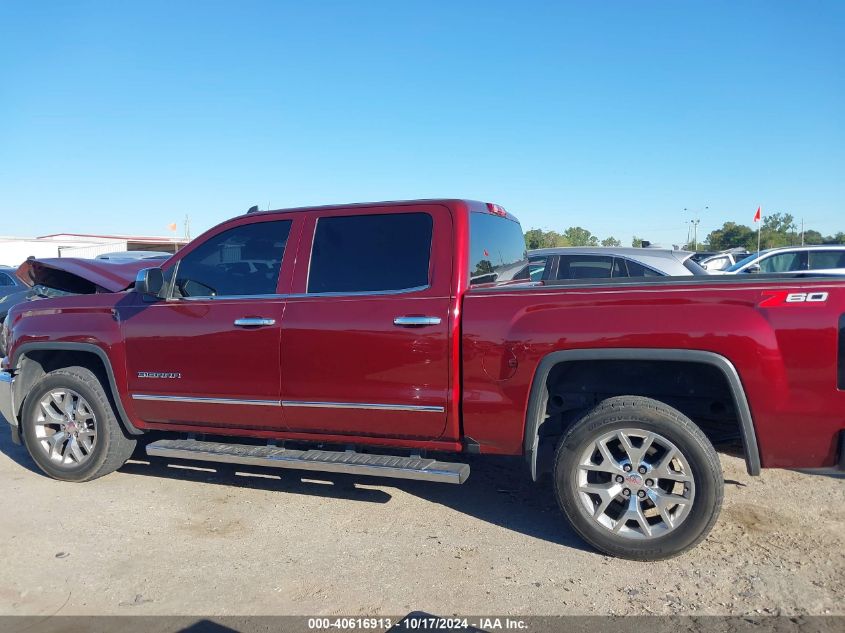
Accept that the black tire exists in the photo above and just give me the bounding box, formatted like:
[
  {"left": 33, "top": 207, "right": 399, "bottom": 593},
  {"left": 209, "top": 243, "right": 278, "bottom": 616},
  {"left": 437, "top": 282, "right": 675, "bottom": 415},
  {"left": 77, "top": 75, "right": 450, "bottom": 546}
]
[
  {"left": 21, "top": 366, "right": 136, "bottom": 482},
  {"left": 553, "top": 395, "right": 723, "bottom": 560}
]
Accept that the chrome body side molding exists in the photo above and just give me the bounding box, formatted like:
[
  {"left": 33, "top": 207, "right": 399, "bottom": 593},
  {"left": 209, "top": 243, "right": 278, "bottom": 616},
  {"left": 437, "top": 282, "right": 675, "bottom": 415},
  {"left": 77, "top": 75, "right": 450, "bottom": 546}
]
[
  {"left": 282, "top": 400, "right": 445, "bottom": 413},
  {"left": 131, "top": 394, "right": 281, "bottom": 407}
]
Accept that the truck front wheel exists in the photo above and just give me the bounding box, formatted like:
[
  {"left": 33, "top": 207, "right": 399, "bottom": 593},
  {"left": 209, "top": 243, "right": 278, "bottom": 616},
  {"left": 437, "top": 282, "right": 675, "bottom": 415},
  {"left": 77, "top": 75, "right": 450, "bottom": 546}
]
[
  {"left": 21, "top": 366, "right": 137, "bottom": 482},
  {"left": 553, "top": 396, "right": 723, "bottom": 560}
]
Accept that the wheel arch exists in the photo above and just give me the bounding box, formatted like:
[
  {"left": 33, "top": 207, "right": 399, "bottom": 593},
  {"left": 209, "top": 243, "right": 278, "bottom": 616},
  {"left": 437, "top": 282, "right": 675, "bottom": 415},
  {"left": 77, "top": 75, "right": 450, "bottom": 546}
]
[
  {"left": 523, "top": 348, "right": 761, "bottom": 479},
  {"left": 11, "top": 342, "right": 143, "bottom": 435}
]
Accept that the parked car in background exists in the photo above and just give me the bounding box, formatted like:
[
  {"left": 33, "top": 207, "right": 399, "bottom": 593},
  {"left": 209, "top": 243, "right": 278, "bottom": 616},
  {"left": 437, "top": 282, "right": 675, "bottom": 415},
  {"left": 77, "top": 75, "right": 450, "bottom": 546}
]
[
  {"left": 525, "top": 247, "right": 708, "bottom": 281},
  {"left": 699, "top": 248, "right": 751, "bottom": 272},
  {"left": 715, "top": 245, "right": 845, "bottom": 275},
  {"left": 95, "top": 250, "right": 171, "bottom": 261},
  {"left": 0, "top": 267, "right": 27, "bottom": 298},
  {"left": 688, "top": 251, "right": 717, "bottom": 264}
]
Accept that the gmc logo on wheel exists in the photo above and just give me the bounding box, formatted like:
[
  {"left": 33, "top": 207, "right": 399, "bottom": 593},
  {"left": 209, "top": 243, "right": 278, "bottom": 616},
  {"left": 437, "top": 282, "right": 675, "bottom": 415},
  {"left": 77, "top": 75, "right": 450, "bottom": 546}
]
[{"left": 759, "top": 291, "right": 829, "bottom": 307}]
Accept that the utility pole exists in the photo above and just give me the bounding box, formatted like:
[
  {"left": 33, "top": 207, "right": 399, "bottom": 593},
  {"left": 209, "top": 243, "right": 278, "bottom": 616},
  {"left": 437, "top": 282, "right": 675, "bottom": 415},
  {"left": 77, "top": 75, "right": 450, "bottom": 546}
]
[
  {"left": 801, "top": 218, "right": 805, "bottom": 246},
  {"left": 684, "top": 206, "right": 708, "bottom": 251}
]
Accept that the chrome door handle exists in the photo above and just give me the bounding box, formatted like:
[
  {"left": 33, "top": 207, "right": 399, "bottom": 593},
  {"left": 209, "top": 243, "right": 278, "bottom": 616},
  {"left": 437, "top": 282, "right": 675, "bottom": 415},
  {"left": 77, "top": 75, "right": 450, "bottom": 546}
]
[
  {"left": 393, "top": 316, "right": 442, "bottom": 327},
  {"left": 234, "top": 318, "right": 276, "bottom": 327}
]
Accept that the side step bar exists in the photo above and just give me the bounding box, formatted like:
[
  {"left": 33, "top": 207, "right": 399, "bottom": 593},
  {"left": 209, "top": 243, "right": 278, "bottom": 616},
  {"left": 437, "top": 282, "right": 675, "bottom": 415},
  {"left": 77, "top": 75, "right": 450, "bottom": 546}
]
[{"left": 146, "top": 439, "right": 470, "bottom": 484}]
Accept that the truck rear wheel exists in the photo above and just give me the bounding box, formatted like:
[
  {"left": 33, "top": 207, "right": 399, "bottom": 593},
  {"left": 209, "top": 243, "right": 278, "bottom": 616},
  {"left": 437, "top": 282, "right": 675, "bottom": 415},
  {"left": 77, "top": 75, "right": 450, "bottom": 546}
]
[
  {"left": 553, "top": 396, "right": 723, "bottom": 560},
  {"left": 21, "top": 366, "right": 136, "bottom": 482}
]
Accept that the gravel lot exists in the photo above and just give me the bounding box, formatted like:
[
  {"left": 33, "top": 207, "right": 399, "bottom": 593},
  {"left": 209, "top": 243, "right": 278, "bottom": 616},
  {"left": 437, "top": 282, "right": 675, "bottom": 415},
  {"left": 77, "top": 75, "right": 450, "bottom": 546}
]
[{"left": 0, "top": 429, "right": 842, "bottom": 617}]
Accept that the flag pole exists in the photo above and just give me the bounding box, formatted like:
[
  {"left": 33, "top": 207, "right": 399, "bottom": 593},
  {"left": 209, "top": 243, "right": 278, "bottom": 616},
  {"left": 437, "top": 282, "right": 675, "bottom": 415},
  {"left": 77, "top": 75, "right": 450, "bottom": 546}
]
[{"left": 757, "top": 216, "right": 762, "bottom": 256}]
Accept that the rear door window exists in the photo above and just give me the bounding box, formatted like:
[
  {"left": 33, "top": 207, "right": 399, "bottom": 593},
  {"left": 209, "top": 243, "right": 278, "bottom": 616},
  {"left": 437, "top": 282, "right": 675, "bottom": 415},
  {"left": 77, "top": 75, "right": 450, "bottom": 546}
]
[
  {"left": 808, "top": 250, "right": 845, "bottom": 270},
  {"left": 557, "top": 255, "right": 613, "bottom": 279},
  {"left": 307, "top": 212, "right": 432, "bottom": 294}
]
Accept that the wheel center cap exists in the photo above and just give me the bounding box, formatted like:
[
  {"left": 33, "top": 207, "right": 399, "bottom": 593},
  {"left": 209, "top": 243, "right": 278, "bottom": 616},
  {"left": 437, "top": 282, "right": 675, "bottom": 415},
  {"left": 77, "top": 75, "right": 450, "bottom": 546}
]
[{"left": 625, "top": 473, "right": 643, "bottom": 487}]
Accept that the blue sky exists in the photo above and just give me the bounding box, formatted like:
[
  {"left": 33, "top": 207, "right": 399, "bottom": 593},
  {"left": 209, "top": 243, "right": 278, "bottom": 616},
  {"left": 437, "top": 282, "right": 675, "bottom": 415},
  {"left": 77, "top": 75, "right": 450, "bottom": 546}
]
[{"left": 1, "top": 1, "right": 843, "bottom": 247}]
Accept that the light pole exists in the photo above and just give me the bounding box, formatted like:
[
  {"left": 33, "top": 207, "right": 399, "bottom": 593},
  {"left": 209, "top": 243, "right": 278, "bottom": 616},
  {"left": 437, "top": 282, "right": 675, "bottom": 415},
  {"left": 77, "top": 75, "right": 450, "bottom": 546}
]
[{"left": 684, "top": 206, "right": 708, "bottom": 251}]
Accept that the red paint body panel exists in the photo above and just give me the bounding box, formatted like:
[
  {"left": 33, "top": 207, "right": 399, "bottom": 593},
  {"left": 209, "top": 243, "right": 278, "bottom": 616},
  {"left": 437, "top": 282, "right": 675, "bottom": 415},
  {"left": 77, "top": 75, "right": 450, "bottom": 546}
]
[
  {"left": 461, "top": 280, "right": 845, "bottom": 468},
  {"left": 5, "top": 199, "right": 845, "bottom": 472}
]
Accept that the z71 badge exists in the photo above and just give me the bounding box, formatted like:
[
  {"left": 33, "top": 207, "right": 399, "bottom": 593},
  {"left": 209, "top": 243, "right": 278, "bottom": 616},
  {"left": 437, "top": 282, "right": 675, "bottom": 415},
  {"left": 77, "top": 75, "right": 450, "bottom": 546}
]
[
  {"left": 137, "top": 371, "right": 182, "bottom": 379},
  {"left": 759, "top": 290, "right": 829, "bottom": 307}
]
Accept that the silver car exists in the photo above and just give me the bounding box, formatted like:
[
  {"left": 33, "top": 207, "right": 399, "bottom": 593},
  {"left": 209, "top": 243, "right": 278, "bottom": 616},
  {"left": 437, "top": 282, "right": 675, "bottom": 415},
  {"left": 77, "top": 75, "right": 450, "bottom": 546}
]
[
  {"left": 717, "top": 245, "right": 845, "bottom": 275},
  {"left": 525, "top": 247, "right": 707, "bottom": 281}
]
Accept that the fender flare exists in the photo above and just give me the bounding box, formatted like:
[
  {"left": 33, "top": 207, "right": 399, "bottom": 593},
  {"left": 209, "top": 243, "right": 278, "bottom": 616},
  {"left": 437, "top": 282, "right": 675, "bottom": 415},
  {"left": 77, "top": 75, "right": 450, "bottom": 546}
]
[
  {"left": 11, "top": 341, "right": 143, "bottom": 435},
  {"left": 523, "top": 348, "right": 761, "bottom": 478}
]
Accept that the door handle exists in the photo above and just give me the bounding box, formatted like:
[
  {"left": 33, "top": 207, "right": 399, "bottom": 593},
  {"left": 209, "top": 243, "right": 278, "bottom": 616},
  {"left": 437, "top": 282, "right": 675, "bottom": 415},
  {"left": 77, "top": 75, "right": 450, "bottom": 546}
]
[
  {"left": 234, "top": 318, "right": 276, "bottom": 327},
  {"left": 393, "top": 316, "right": 442, "bottom": 327}
]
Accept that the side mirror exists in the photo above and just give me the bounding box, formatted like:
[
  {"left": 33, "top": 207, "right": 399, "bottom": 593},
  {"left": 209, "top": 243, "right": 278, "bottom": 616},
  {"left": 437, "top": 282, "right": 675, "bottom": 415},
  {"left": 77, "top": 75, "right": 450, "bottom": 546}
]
[
  {"left": 135, "top": 267, "right": 164, "bottom": 298},
  {"left": 744, "top": 263, "right": 762, "bottom": 274}
]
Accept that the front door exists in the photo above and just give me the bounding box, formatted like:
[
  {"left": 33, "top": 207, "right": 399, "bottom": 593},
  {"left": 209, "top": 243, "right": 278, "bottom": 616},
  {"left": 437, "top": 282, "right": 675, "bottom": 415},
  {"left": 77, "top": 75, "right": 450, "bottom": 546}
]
[
  {"left": 121, "top": 218, "right": 295, "bottom": 430},
  {"left": 280, "top": 205, "right": 452, "bottom": 439}
]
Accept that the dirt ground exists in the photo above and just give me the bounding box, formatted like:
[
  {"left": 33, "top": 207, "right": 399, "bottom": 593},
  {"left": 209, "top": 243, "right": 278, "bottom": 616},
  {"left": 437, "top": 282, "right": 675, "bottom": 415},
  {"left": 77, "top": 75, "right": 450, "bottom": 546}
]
[{"left": 0, "top": 430, "right": 842, "bottom": 617}]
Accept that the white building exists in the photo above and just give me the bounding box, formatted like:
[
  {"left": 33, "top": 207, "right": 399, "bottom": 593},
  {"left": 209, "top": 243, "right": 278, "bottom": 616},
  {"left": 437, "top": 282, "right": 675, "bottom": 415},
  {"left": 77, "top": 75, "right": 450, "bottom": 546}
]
[{"left": 0, "top": 233, "right": 188, "bottom": 267}]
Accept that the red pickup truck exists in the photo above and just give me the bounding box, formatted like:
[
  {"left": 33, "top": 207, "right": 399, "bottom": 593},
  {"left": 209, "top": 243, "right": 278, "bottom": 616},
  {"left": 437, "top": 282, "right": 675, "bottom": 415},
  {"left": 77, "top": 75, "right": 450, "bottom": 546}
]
[{"left": 1, "top": 199, "right": 843, "bottom": 560}]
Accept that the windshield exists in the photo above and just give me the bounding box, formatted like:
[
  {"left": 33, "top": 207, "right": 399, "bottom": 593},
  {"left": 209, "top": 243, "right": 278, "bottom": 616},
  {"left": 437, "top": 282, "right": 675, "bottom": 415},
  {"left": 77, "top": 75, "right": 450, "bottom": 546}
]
[{"left": 725, "top": 251, "right": 765, "bottom": 272}]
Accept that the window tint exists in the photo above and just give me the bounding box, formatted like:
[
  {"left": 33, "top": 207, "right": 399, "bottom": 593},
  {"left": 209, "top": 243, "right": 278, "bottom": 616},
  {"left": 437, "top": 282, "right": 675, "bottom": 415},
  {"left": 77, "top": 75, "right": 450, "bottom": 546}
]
[
  {"left": 808, "top": 250, "right": 845, "bottom": 270},
  {"left": 0, "top": 273, "right": 14, "bottom": 287},
  {"left": 528, "top": 256, "right": 548, "bottom": 281},
  {"left": 624, "top": 259, "right": 663, "bottom": 277},
  {"left": 172, "top": 220, "right": 291, "bottom": 297},
  {"left": 469, "top": 213, "right": 528, "bottom": 285},
  {"left": 308, "top": 212, "right": 432, "bottom": 294},
  {"left": 557, "top": 255, "right": 613, "bottom": 279},
  {"left": 611, "top": 258, "right": 627, "bottom": 277},
  {"left": 758, "top": 252, "right": 807, "bottom": 273}
]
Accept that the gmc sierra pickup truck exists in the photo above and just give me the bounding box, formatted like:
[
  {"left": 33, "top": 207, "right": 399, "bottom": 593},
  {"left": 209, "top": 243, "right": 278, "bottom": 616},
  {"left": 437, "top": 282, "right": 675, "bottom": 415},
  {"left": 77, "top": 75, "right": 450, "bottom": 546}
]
[{"left": 1, "top": 199, "right": 844, "bottom": 560}]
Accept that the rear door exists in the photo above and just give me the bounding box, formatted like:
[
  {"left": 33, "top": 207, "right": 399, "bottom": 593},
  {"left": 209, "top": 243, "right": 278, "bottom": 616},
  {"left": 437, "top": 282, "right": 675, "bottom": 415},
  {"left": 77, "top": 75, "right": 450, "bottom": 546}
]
[
  {"left": 279, "top": 205, "right": 452, "bottom": 439},
  {"left": 121, "top": 216, "right": 299, "bottom": 430}
]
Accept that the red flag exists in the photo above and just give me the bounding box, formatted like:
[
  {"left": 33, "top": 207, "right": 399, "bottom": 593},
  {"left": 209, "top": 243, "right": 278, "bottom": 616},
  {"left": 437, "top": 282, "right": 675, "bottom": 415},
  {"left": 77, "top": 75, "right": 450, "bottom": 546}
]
[{"left": 753, "top": 206, "right": 761, "bottom": 223}]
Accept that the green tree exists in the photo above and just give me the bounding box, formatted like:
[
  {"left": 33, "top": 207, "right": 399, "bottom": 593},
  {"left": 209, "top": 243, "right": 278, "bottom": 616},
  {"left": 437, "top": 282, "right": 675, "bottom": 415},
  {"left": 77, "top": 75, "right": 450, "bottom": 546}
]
[
  {"left": 601, "top": 236, "right": 622, "bottom": 247},
  {"left": 802, "top": 229, "right": 824, "bottom": 245},
  {"left": 760, "top": 213, "right": 797, "bottom": 248},
  {"left": 524, "top": 228, "right": 571, "bottom": 250},
  {"left": 705, "top": 222, "right": 756, "bottom": 251},
  {"left": 632, "top": 235, "right": 644, "bottom": 248},
  {"left": 824, "top": 232, "right": 845, "bottom": 244},
  {"left": 562, "top": 226, "right": 599, "bottom": 247}
]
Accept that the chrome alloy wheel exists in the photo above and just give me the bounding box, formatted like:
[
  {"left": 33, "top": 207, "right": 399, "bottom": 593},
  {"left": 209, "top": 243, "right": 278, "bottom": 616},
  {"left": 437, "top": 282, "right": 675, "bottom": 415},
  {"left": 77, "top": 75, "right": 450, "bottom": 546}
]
[
  {"left": 577, "top": 428, "right": 695, "bottom": 539},
  {"left": 33, "top": 388, "right": 97, "bottom": 466}
]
